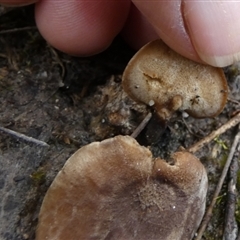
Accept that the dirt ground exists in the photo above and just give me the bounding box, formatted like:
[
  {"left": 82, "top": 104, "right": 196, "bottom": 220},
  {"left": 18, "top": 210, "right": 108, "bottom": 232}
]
[{"left": 0, "top": 6, "right": 239, "bottom": 240}]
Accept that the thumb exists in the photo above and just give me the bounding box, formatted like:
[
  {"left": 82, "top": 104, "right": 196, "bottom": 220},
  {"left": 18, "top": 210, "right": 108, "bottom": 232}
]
[{"left": 132, "top": 0, "right": 240, "bottom": 67}]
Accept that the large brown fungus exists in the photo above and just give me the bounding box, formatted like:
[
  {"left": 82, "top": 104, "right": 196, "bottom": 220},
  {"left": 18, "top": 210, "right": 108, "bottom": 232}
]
[
  {"left": 122, "top": 40, "right": 228, "bottom": 120},
  {"left": 36, "top": 135, "right": 208, "bottom": 240}
]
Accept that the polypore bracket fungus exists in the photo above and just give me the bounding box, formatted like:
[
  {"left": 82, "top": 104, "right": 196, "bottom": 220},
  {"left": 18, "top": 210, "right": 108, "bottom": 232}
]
[
  {"left": 36, "top": 135, "right": 208, "bottom": 240},
  {"left": 122, "top": 40, "right": 228, "bottom": 121}
]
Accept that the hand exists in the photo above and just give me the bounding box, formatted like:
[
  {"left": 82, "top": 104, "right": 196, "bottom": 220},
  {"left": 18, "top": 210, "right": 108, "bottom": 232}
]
[{"left": 2, "top": 0, "right": 240, "bottom": 67}]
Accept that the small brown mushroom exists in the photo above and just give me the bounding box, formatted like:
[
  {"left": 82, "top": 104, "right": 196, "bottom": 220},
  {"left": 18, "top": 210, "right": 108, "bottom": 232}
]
[
  {"left": 122, "top": 40, "right": 228, "bottom": 120},
  {"left": 36, "top": 135, "right": 208, "bottom": 240}
]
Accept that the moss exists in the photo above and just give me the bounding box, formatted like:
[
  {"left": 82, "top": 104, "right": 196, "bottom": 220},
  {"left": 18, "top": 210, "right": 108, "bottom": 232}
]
[
  {"left": 213, "top": 137, "right": 228, "bottom": 150},
  {"left": 30, "top": 168, "right": 46, "bottom": 186},
  {"left": 225, "top": 64, "right": 240, "bottom": 79}
]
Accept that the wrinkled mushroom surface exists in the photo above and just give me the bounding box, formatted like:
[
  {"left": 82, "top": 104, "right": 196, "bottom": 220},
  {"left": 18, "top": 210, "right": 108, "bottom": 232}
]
[
  {"left": 36, "top": 135, "right": 208, "bottom": 240},
  {"left": 122, "top": 40, "right": 228, "bottom": 120}
]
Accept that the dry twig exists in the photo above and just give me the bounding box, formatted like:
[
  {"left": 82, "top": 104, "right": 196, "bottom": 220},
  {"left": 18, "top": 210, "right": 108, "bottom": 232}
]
[
  {"left": 228, "top": 97, "right": 240, "bottom": 106},
  {"left": 195, "top": 124, "right": 240, "bottom": 240},
  {"left": 0, "top": 6, "right": 14, "bottom": 16},
  {"left": 0, "top": 26, "right": 37, "bottom": 35},
  {"left": 131, "top": 112, "right": 152, "bottom": 138},
  {"left": 188, "top": 112, "right": 240, "bottom": 154},
  {"left": 48, "top": 45, "right": 65, "bottom": 80},
  {"left": 223, "top": 124, "right": 240, "bottom": 240},
  {"left": 0, "top": 126, "right": 49, "bottom": 147}
]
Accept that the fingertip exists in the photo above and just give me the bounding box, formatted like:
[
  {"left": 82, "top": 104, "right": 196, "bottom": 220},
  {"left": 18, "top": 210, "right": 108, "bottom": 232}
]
[
  {"left": 132, "top": 0, "right": 201, "bottom": 63},
  {"left": 35, "top": 0, "right": 130, "bottom": 56},
  {"left": 132, "top": 0, "right": 240, "bottom": 67},
  {"left": 183, "top": 1, "right": 240, "bottom": 67},
  {"left": 121, "top": 4, "right": 159, "bottom": 50}
]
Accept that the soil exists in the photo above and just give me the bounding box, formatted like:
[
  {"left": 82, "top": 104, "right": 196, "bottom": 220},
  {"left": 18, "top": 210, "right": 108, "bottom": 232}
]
[{"left": 0, "top": 6, "right": 239, "bottom": 240}]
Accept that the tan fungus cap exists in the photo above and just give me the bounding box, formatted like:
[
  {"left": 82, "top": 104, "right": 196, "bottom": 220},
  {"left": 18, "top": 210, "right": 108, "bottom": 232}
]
[
  {"left": 36, "top": 135, "right": 208, "bottom": 240},
  {"left": 122, "top": 40, "right": 228, "bottom": 120}
]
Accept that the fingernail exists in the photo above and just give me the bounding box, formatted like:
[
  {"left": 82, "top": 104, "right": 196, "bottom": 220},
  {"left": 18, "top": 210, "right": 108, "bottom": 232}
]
[{"left": 183, "top": 1, "right": 240, "bottom": 67}]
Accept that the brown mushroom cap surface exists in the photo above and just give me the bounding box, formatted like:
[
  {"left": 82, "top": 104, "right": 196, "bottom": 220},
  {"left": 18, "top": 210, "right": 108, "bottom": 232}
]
[
  {"left": 36, "top": 135, "right": 208, "bottom": 240},
  {"left": 122, "top": 40, "right": 228, "bottom": 119}
]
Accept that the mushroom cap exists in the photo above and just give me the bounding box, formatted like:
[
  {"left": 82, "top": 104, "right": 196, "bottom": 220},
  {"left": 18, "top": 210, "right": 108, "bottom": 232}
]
[
  {"left": 122, "top": 40, "right": 228, "bottom": 119},
  {"left": 36, "top": 135, "right": 208, "bottom": 240}
]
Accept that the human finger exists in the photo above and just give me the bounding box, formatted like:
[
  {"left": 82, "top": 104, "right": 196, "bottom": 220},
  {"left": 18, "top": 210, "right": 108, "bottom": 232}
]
[
  {"left": 121, "top": 4, "right": 159, "bottom": 50},
  {"left": 35, "top": 0, "right": 131, "bottom": 56},
  {"left": 132, "top": 0, "right": 240, "bottom": 67}
]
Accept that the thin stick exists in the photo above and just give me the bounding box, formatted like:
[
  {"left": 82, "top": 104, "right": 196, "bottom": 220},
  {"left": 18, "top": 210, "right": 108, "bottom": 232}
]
[
  {"left": 49, "top": 46, "right": 65, "bottom": 79},
  {"left": 195, "top": 124, "right": 240, "bottom": 240},
  {"left": 223, "top": 126, "right": 239, "bottom": 240},
  {"left": 131, "top": 112, "right": 152, "bottom": 138},
  {"left": 0, "top": 6, "right": 14, "bottom": 16},
  {"left": 228, "top": 98, "right": 240, "bottom": 106},
  {"left": 0, "top": 126, "right": 49, "bottom": 147},
  {"left": 188, "top": 112, "right": 240, "bottom": 154},
  {"left": 181, "top": 117, "right": 202, "bottom": 138},
  {"left": 0, "top": 26, "right": 37, "bottom": 35},
  {"left": 224, "top": 178, "right": 238, "bottom": 240},
  {"left": 238, "top": 228, "right": 240, "bottom": 240}
]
